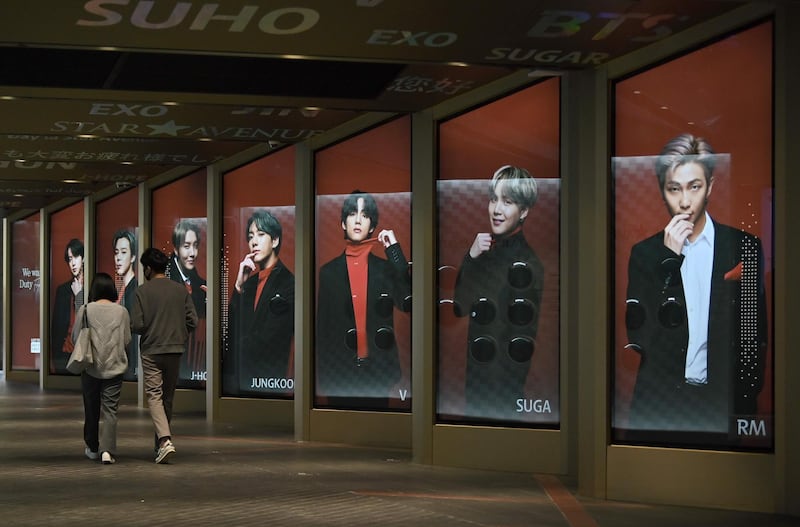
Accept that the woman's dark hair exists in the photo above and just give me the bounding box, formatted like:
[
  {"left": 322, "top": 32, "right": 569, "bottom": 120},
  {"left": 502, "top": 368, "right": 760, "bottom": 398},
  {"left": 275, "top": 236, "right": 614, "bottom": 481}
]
[{"left": 89, "top": 272, "right": 118, "bottom": 302}]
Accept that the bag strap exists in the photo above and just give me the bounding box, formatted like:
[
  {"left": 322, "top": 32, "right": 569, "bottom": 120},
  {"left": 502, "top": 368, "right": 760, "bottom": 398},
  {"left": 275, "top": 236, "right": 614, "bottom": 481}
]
[{"left": 82, "top": 304, "right": 90, "bottom": 329}]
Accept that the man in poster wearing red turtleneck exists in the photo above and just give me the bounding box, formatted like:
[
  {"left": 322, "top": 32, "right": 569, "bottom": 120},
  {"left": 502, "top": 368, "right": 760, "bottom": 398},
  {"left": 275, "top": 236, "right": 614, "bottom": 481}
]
[
  {"left": 316, "top": 190, "right": 411, "bottom": 408},
  {"left": 226, "top": 210, "right": 295, "bottom": 396}
]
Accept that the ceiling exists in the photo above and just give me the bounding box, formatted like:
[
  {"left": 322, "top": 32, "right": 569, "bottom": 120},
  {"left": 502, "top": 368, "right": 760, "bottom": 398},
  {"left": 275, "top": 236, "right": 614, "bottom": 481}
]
[{"left": 0, "top": 0, "right": 751, "bottom": 219}]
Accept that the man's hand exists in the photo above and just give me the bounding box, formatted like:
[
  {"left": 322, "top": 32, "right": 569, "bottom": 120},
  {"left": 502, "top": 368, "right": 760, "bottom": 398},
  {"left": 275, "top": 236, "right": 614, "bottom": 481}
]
[
  {"left": 378, "top": 229, "right": 397, "bottom": 248},
  {"left": 234, "top": 252, "right": 257, "bottom": 293},
  {"left": 663, "top": 213, "right": 693, "bottom": 255},
  {"left": 468, "top": 233, "right": 493, "bottom": 259}
]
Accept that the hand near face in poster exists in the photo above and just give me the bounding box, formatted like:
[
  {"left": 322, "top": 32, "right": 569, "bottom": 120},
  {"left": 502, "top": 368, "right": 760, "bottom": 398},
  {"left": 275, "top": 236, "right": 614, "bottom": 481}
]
[
  {"left": 468, "top": 233, "right": 493, "bottom": 259},
  {"left": 377, "top": 229, "right": 398, "bottom": 248},
  {"left": 70, "top": 276, "right": 83, "bottom": 296},
  {"left": 663, "top": 213, "right": 693, "bottom": 255},
  {"left": 234, "top": 251, "right": 257, "bottom": 293}
]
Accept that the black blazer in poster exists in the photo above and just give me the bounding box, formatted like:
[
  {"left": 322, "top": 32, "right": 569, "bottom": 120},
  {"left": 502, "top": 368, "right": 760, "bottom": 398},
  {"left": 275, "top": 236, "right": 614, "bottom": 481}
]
[{"left": 316, "top": 244, "right": 411, "bottom": 404}]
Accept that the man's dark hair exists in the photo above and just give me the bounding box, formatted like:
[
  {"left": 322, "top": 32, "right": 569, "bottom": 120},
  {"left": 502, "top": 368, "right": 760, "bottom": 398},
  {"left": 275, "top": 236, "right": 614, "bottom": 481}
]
[
  {"left": 247, "top": 210, "right": 282, "bottom": 256},
  {"left": 340, "top": 189, "right": 379, "bottom": 231},
  {"left": 88, "top": 272, "right": 118, "bottom": 302},
  {"left": 655, "top": 133, "right": 716, "bottom": 189},
  {"left": 64, "top": 238, "right": 84, "bottom": 262},
  {"left": 112, "top": 229, "right": 137, "bottom": 256},
  {"left": 140, "top": 248, "right": 169, "bottom": 274}
]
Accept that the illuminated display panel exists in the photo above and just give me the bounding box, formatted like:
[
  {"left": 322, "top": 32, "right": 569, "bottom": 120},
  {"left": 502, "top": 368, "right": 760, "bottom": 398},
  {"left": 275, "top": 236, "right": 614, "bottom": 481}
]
[
  {"left": 11, "top": 213, "right": 41, "bottom": 371},
  {"left": 314, "top": 116, "right": 412, "bottom": 412},
  {"left": 220, "top": 147, "right": 296, "bottom": 399},
  {"left": 612, "top": 22, "right": 773, "bottom": 450},
  {"left": 151, "top": 169, "right": 208, "bottom": 389},
  {"left": 96, "top": 188, "right": 139, "bottom": 381},
  {"left": 437, "top": 78, "right": 561, "bottom": 427},
  {"left": 49, "top": 201, "right": 85, "bottom": 376}
]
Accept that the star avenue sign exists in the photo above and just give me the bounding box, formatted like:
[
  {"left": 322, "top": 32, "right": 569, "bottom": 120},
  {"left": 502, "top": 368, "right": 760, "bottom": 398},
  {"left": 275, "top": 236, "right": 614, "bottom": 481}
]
[
  {"left": 147, "top": 119, "right": 190, "bottom": 136},
  {"left": 49, "top": 120, "right": 325, "bottom": 141}
]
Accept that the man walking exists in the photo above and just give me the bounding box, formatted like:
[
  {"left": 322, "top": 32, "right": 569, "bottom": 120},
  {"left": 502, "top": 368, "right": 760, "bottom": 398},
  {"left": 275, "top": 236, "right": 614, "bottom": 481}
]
[{"left": 131, "top": 248, "right": 198, "bottom": 463}]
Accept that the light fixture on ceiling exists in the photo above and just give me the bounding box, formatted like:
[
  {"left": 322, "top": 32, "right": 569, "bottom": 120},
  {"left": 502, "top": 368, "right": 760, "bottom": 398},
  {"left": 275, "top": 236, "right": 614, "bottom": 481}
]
[
  {"left": 62, "top": 179, "right": 82, "bottom": 184},
  {"left": 527, "top": 69, "right": 563, "bottom": 78}
]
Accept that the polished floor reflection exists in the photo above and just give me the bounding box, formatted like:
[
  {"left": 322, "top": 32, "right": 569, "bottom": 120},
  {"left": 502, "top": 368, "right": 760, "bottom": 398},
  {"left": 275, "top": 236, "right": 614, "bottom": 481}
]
[{"left": 1, "top": 374, "right": 797, "bottom": 527}]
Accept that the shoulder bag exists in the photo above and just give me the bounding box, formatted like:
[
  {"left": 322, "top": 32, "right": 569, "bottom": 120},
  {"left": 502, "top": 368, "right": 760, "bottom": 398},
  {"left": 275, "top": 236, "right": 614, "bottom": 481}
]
[{"left": 67, "top": 306, "right": 94, "bottom": 374}]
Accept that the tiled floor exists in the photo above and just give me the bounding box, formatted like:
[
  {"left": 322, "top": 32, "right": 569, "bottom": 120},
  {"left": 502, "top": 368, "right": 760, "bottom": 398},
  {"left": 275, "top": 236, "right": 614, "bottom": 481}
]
[{"left": 1, "top": 374, "right": 798, "bottom": 527}]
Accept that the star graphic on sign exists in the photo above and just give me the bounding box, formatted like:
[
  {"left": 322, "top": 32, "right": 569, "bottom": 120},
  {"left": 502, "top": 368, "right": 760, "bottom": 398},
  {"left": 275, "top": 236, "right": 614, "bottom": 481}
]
[{"left": 147, "top": 120, "right": 190, "bottom": 136}]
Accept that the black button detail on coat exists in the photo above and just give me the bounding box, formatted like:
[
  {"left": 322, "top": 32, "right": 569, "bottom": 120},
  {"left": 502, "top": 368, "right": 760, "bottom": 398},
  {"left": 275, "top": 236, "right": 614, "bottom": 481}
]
[
  {"left": 508, "top": 261, "right": 533, "bottom": 288},
  {"left": 625, "top": 299, "right": 645, "bottom": 330},
  {"left": 344, "top": 328, "right": 357, "bottom": 350},
  {"left": 401, "top": 295, "right": 412, "bottom": 312},
  {"left": 508, "top": 298, "right": 535, "bottom": 326},
  {"left": 375, "top": 293, "right": 394, "bottom": 318},
  {"left": 659, "top": 257, "right": 682, "bottom": 288},
  {"left": 658, "top": 298, "right": 684, "bottom": 328},
  {"left": 470, "top": 298, "right": 496, "bottom": 324},
  {"left": 508, "top": 337, "right": 534, "bottom": 363},
  {"left": 354, "top": 356, "right": 370, "bottom": 367},
  {"left": 469, "top": 336, "right": 497, "bottom": 363},
  {"left": 268, "top": 294, "right": 290, "bottom": 314},
  {"left": 374, "top": 327, "right": 395, "bottom": 350}
]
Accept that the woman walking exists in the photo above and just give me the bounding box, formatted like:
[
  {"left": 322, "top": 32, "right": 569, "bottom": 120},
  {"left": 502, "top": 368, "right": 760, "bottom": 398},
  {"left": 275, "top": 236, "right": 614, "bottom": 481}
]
[{"left": 73, "top": 272, "right": 131, "bottom": 464}]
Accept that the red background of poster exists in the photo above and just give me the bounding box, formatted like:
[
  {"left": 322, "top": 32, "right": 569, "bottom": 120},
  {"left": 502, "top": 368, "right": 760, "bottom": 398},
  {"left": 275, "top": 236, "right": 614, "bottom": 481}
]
[
  {"left": 11, "top": 213, "right": 40, "bottom": 371},
  {"left": 151, "top": 169, "right": 207, "bottom": 265},
  {"left": 50, "top": 202, "right": 84, "bottom": 295},
  {"left": 314, "top": 116, "right": 412, "bottom": 408},
  {"left": 49, "top": 201, "right": 84, "bottom": 374},
  {"left": 612, "top": 23, "right": 774, "bottom": 429},
  {"left": 437, "top": 78, "right": 561, "bottom": 424},
  {"left": 96, "top": 187, "right": 138, "bottom": 278}
]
